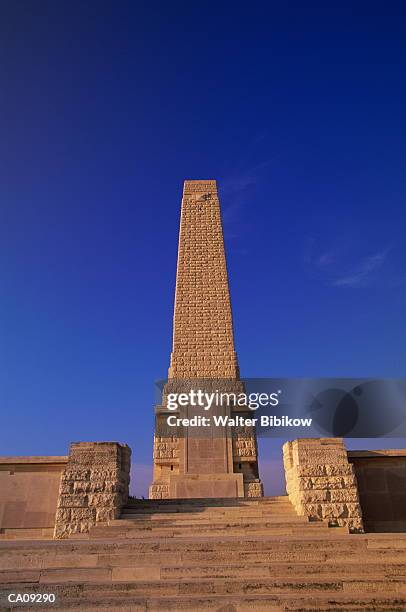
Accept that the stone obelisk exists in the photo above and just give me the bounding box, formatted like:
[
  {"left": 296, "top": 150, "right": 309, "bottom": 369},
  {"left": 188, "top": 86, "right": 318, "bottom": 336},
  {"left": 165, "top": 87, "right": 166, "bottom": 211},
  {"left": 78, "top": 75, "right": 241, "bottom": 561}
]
[{"left": 149, "top": 180, "right": 263, "bottom": 499}]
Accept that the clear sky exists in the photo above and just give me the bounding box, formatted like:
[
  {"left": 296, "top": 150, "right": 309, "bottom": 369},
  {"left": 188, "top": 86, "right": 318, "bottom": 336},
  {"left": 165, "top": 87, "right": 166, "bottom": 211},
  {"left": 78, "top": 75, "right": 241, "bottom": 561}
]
[{"left": 1, "top": 2, "right": 405, "bottom": 496}]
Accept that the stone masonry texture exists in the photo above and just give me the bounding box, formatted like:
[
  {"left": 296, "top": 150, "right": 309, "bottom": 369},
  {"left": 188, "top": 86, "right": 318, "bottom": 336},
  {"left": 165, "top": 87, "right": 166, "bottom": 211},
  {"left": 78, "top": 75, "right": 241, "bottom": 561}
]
[
  {"left": 169, "top": 180, "right": 238, "bottom": 379},
  {"left": 54, "top": 442, "right": 131, "bottom": 538},
  {"left": 283, "top": 438, "right": 364, "bottom": 533}
]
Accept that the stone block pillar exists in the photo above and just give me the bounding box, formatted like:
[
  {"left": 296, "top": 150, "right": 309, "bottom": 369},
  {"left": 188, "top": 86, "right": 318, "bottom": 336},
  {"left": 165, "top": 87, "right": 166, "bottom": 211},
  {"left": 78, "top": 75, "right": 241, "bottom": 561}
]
[
  {"left": 54, "top": 442, "right": 131, "bottom": 538},
  {"left": 283, "top": 438, "right": 364, "bottom": 533}
]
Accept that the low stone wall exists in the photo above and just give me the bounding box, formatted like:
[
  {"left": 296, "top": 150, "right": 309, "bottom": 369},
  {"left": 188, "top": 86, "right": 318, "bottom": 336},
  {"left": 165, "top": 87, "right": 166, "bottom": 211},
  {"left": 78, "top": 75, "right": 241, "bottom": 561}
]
[
  {"left": 0, "top": 456, "right": 68, "bottom": 539},
  {"left": 283, "top": 438, "right": 364, "bottom": 533},
  {"left": 348, "top": 450, "right": 406, "bottom": 532},
  {"left": 54, "top": 442, "right": 131, "bottom": 539}
]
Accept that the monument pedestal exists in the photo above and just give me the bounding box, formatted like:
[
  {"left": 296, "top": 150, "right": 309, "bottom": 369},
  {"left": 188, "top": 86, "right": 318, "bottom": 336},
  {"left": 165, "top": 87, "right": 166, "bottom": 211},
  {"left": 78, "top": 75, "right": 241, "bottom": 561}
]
[{"left": 168, "top": 473, "right": 244, "bottom": 498}]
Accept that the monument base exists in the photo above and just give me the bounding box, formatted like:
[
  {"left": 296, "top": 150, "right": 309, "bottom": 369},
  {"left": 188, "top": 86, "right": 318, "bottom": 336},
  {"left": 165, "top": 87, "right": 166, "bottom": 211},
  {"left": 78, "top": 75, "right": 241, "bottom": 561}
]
[{"left": 167, "top": 473, "right": 244, "bottom": 499}]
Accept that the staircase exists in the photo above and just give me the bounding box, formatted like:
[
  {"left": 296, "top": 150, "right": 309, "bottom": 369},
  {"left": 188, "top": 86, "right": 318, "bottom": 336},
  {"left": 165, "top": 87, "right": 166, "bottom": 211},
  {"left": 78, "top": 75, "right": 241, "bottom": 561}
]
[
  {"left": 0, "top": 496, "right": 405, "bottom": 610},
  {"left": 89, "top": 495, "right": 339, "bottom": 540}
]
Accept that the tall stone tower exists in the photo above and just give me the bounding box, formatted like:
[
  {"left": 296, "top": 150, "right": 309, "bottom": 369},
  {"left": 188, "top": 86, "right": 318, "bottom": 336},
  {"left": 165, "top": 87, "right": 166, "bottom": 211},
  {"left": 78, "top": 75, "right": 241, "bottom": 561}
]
[{"left": 149, "top": 180, "right": 263, "bottom": 499}]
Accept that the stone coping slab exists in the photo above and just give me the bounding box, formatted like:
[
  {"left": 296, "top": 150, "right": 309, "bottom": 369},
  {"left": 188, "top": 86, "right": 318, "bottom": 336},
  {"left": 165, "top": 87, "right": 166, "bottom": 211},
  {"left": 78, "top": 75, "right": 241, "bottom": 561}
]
[
  {"left": 348, "top": 450, "right": 406, "bottom": 458},
  {"left": 0, "top": 456, "right": 68, "bottom": 465}
]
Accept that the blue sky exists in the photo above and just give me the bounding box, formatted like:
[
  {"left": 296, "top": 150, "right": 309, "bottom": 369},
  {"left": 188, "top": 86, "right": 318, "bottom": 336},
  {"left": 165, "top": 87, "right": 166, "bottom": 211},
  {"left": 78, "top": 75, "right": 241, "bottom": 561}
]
[{"left": 1, "top": 2, "right": 405, "bottom": 496}]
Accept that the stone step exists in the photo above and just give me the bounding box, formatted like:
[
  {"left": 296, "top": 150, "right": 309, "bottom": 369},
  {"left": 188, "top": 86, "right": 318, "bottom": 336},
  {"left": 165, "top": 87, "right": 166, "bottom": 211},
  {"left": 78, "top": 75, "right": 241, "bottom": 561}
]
[
  {"left": 1, "top": 560, "right": 404, "bottom": 582},
  {"left": 124, "top": 498, "right": 294, "bottom": 508},
  {"left": 120, "top": 510, "right": 297, "bottom": 521},
  {"left": 123, "top": 501, "right": 295, "bottom": 510},
  {"left": 1, "top": 545, "right": 406, "bottom": 571},
  {"left": 124, "top": 500, "right": 293, "bottom": 514},
  {"left": 55, "top": 576, "right": 406, "bottom": 595},
  {"left": 2, "top": 534, "right": 405, "bottom": 555},
  {"left": 1, "top": 537, "right": 405, "bottom": 569},
  {"left": 158, "top": 561, "right": 406, "bottom": 579},
  {"left": 111, "top": 515, "right": 310, "bottom": 528},
  {"left": 1, "top": 590, "right": 406, "bottom": 611},
  {"left": 56, "top": 593, "right": 406, "bottom": 612},
  {"left": 127, "top": 496, "right": 292, "bottom": 503},
  {"left": 1, "top": 576, "right": 404, "bottom": 596},
  {"left": 124, "top": 499, "right": 291, "bottom": 512},
  {"left": 97, "top": 547, "right": 406, "bottom": 566},
  {"left": 89, "top": 524, "right": 331, "bottom": 539}
]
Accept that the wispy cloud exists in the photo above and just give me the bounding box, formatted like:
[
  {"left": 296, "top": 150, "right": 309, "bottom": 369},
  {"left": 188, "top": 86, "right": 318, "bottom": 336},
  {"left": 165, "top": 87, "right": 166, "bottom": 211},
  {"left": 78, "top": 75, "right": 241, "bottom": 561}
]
[
  {"left": 332, "top": 251, "right": 388, "bottom": 288},
  {"left": 317, "top": 250, "right": 338, "bottom": 267},
  {"left": 304, "top": 239, "right": 345, "bottom": 271},
  {"left": 304, "top": 236, "right": 394, "bottom": 289},
  {"left": 220, "top": 137, "right": 283, "bottom": 242},
  {"left": 222, "top": 154, "right": 282, "bottom": 198}
]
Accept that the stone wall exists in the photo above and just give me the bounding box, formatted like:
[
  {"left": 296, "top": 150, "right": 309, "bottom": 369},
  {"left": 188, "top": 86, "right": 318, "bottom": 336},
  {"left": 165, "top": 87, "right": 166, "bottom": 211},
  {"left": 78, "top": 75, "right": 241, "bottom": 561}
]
[
  {"left": 348, "top": 450, "right": 406, "bottom": 532},
  {"left": 283, "top": 438, "right": 364, "bottom": 533},
  {"left": 0, "top": 456, "right": 67, "bottom": 539},
  {"left": 54, "top": 442, "right": 131, "bottom": 539}
]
